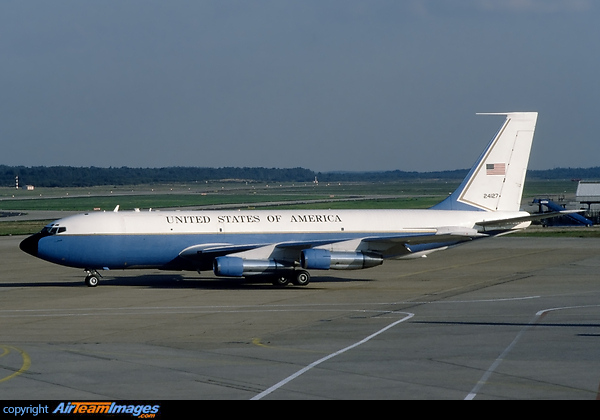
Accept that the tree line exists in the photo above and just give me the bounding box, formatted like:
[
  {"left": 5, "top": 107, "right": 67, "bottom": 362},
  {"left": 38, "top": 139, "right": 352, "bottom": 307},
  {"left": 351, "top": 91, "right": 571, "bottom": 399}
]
[
  {"left": 1, "top": 166, "right": 315, "bottom": 188},
  {"left": 2, "top": 165, "right": 599, "bottom": 188}
]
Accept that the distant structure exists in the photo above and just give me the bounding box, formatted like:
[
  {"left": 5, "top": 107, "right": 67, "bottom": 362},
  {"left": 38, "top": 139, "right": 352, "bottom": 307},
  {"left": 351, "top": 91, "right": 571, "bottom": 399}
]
[
  {"left": 13, "top": 175, "right": 34, "bottom": 190},
  {"left": 531, "top": 180, "right": 600, "bottom": 226},
  {"left": 576, "top": 181, "right": 600, "bottom": 210}
]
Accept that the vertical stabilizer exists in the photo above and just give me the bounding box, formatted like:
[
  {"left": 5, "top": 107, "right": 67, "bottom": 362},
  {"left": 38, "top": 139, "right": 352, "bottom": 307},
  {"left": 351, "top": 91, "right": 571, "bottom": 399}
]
[{"left": 432, "top": 112, "right": 538, "bottom": 212}]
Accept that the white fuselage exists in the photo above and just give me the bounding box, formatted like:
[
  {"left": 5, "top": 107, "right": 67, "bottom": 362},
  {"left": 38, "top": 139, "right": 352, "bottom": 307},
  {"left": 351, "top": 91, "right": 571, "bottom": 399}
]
[
  {"left": 25, "top": 208, "right": 530, "bottom": 273},
  {"left": 51, "top": 208, "right": 530, "bottom": 236}
]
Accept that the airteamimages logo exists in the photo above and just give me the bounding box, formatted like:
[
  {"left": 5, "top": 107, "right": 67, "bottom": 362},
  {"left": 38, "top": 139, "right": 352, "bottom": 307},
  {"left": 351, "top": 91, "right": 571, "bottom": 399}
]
[{"left": 52, "top": 402, "right": 160, "bottom": 417}]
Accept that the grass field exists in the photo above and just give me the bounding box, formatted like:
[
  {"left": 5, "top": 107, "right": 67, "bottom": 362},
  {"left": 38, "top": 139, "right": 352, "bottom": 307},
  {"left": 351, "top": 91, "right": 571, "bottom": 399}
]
[
  {"left": 0, "top": 220, "right": 54, "bottom": 236},
  {"left": 0, "top": 178, "right": 590, "bottom": 236}
]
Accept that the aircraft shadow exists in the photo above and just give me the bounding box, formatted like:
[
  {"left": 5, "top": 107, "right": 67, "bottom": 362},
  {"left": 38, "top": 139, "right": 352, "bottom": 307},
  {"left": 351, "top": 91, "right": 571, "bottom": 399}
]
[
  {"left": 0, "top": 274, "right": 373, "bottom": 290},
  {"left": 413, "top": 321, "right": 600, "bottom": 329}
]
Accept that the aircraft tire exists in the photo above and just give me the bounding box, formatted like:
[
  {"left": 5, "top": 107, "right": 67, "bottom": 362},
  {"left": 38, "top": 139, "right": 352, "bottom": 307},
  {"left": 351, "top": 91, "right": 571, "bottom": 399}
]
[
  {"left": 272, "top": 276, "right": 290, "bottom": 287},
  {"left": 293, "top": 270, "right": 310, "bottom": 286},
  {"left": 85, "top": 275, "right": 99, "bottom": 287}
]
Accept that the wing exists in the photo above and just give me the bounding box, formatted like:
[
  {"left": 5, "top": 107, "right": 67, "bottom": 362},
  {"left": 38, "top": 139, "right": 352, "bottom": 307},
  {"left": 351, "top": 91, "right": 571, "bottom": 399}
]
[
  {"left": 177, "top": 228, "right": 486, "bottom": 268},
  {"left": 323, "top": 227, "right": 486, "bottom": 259}
]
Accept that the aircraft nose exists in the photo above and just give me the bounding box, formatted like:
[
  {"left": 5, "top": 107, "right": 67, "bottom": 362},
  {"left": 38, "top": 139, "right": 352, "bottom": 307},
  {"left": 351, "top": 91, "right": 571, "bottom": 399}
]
[{"left": 20, "top": 233, "right": 42, "bottom": 257}]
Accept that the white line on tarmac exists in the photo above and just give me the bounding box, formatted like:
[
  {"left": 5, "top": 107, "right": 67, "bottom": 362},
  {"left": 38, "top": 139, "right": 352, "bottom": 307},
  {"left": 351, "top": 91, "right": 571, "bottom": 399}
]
[
  {"left": 465, "top": 304, "right": 600, "bottom": 400},
  {"left": 250, "top": 312, "right": 414, "bottom": 400}
]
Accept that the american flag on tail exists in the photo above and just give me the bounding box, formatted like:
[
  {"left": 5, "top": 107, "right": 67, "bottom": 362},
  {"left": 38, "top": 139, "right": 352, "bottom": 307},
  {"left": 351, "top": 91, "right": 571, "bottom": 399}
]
[{"left": 486, "top": 163, "right": 506, "bottom": 175}]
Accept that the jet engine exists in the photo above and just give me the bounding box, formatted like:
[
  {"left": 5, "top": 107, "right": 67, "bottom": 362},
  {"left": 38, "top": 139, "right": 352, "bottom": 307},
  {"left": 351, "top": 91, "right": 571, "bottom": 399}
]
[
  {"left": 213, "top": 256, "right": 289, "bottom": 277},
  {"left": 300, "top": 249, "right": 383, "bottom": 270}
]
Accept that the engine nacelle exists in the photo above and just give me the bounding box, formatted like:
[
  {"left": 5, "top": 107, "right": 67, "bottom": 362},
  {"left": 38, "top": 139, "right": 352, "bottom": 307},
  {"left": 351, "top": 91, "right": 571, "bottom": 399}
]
[
  {"left": 213, "top": 256, "right": 288, "bottom": 277},
  {"left": 300, "top": 249, "right": 383, "bottom": 270}
]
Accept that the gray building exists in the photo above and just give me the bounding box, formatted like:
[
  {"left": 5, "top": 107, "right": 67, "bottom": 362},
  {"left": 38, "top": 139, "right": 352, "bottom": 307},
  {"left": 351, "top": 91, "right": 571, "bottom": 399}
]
[{"left": 576, "top": 181, "right": 600, "bottom": 209}]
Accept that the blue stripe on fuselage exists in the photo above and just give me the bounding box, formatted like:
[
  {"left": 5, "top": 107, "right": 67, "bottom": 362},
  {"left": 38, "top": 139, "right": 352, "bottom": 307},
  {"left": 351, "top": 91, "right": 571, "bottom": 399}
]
[{"left": 36, "top": 231, "right": 410, "bottom": 271}]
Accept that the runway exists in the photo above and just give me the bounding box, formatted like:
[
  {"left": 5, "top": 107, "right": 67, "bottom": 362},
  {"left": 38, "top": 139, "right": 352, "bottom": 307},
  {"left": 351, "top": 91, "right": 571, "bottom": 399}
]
[{"left": 1, "top": 235, "right": 600, "bottom": 400}]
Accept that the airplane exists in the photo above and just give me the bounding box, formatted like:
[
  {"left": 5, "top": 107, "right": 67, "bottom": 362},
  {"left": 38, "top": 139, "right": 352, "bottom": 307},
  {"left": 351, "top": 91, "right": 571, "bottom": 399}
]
[{"left": 20, "top": 112, "right": 571, "bottom": 287}]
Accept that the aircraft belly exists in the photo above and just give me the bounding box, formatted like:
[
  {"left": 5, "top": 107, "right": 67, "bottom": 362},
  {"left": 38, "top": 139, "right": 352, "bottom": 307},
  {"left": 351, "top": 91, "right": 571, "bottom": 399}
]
[
  {"left": 35, "top": 231, "right": 435, "bottom": 271},
  {"left": 37, "top": 235, "right": 193, "bottom": 270}
]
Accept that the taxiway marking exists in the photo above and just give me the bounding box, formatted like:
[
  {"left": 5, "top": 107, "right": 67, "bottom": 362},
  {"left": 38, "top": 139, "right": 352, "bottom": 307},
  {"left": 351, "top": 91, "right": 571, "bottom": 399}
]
[
  {"left": 251, "top": 312, "right": 414, "bottom": 400},
  {"left": 466, "top": 304, "right": 600, "bottom": 400},
  {"left": 0, "top": 346, "right": 31, "bottom": 384}
]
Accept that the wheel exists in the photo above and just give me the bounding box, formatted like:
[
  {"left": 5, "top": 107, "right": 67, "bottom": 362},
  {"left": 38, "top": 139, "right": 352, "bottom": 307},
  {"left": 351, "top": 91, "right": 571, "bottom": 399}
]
[
  {"left": 85, "top": 275, "right": 99, "bottom": 287},
  {"left": 272, "top": 275, "right": 290, "bottom": 287},
  {"left": 292, "top": 270, "right": 310, "bottom": 286}
]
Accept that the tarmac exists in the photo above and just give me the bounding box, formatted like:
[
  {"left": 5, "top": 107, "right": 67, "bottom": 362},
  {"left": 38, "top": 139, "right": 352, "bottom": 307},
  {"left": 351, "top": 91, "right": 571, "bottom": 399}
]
[{"left": 1, "top": 234, "right": 600, "bottom": 400}]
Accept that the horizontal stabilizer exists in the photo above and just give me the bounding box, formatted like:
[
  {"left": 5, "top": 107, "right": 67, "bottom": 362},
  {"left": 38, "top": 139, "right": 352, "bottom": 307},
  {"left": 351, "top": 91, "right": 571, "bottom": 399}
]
[{"left": 476, "top": 210, "right": 585, "bottom": 228}]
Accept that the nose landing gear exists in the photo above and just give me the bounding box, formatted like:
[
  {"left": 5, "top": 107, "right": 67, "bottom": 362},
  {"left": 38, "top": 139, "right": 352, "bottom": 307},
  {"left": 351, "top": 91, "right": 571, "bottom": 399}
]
[{"left": 84, "top": 269, "right": 102, "bottom": 287}]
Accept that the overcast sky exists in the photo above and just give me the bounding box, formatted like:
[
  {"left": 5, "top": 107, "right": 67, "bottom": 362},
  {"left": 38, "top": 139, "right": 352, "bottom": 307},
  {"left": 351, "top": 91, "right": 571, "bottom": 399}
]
[{"left": 1, "top": 0, "right": 598, "bottom": 172}]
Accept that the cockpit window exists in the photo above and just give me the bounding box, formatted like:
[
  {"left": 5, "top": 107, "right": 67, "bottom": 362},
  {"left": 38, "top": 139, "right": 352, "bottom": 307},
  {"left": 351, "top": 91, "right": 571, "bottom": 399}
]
[{"left": 42, "top": 224, "right": 67, "bottom": 235}]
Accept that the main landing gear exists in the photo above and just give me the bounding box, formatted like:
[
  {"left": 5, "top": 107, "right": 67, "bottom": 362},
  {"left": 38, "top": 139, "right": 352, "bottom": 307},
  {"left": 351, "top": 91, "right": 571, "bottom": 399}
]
[
  {"left": 271, "top": 270, "right": 311, "bottom": 287},
  {"left": 81, "top": 269, "right": 311, "bottom": 288},
  {"left": 84, "top": 269, "right": 102, "bottom": 287}
]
